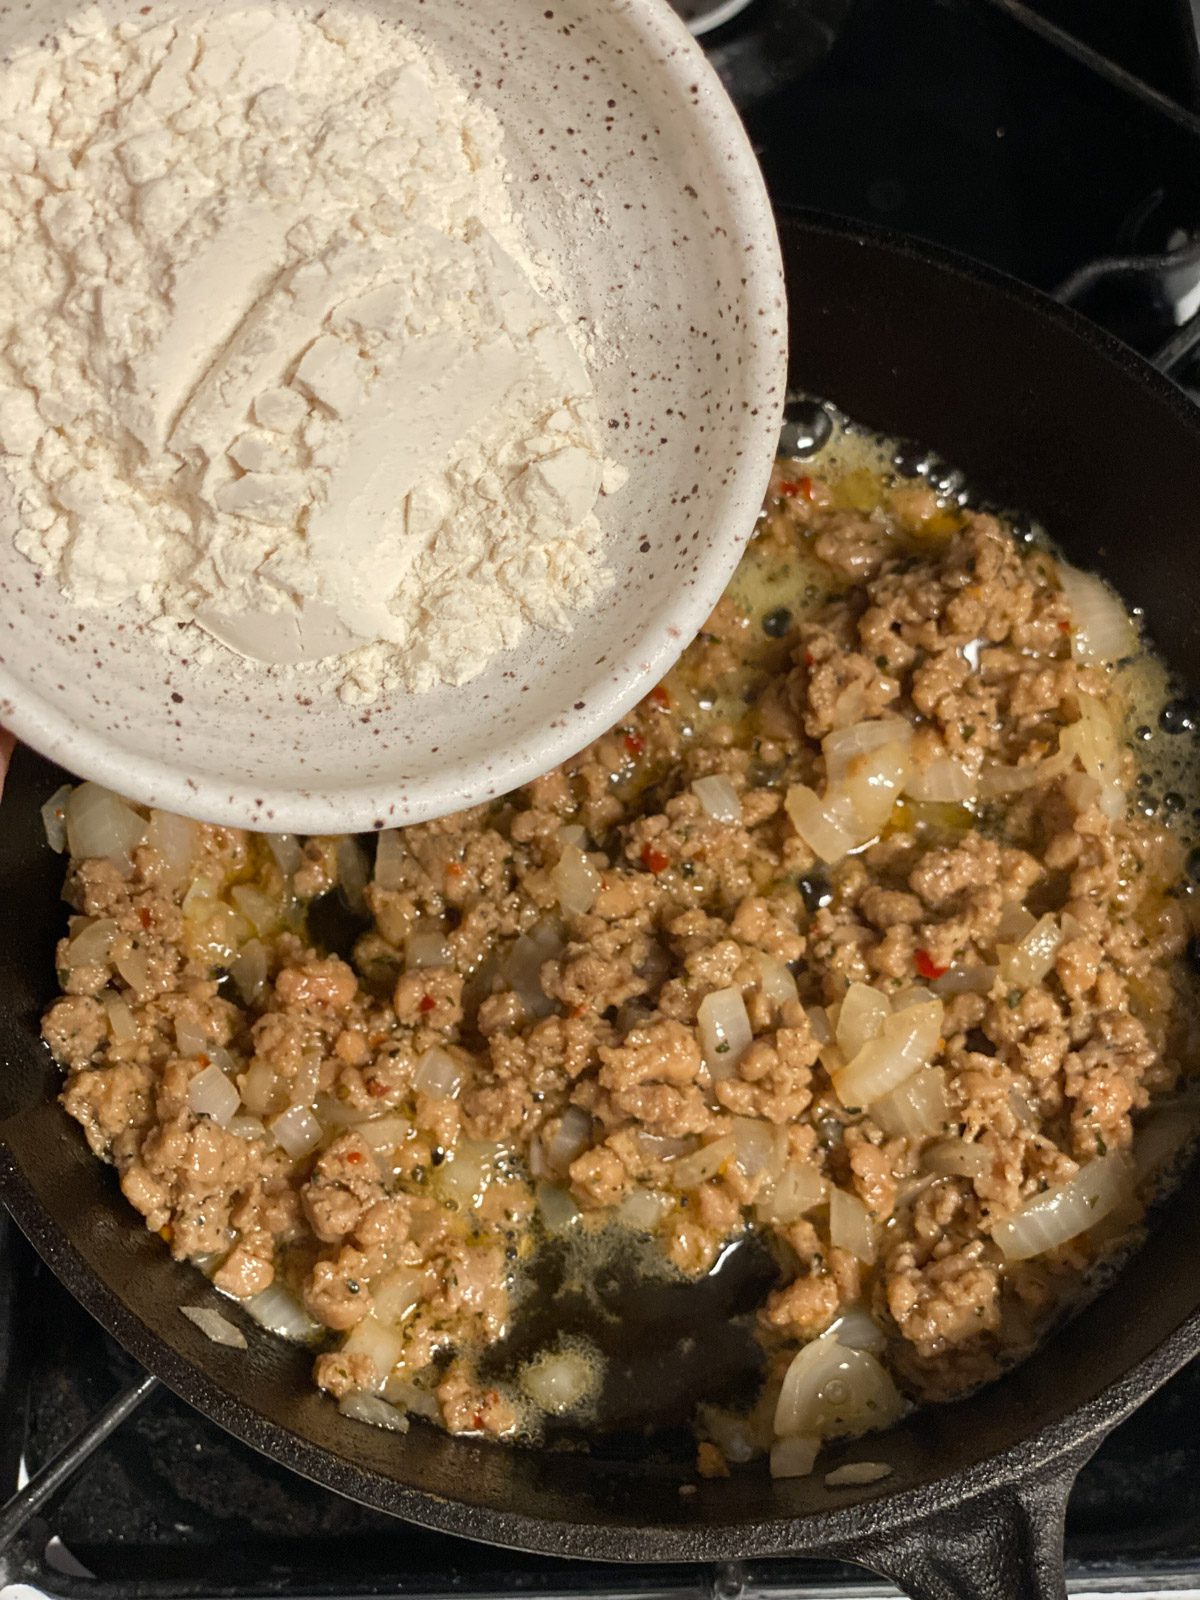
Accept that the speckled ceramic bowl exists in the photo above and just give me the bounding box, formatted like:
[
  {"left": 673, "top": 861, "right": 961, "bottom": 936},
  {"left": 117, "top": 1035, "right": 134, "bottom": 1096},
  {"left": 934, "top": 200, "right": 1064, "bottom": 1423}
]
[{"left": 0, "top": 0, "right": 786, "bottom": 833}]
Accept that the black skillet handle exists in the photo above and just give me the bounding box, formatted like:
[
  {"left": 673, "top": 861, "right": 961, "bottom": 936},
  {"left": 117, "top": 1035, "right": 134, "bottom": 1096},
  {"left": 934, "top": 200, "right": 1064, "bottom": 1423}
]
[{"left": 826, "top": 1444, "right": 1096, "bottom": 1600}]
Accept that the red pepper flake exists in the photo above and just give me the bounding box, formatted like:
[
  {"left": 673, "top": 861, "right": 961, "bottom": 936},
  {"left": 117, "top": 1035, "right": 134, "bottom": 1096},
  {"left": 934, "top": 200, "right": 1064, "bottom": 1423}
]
[
  {"left": 915, "top": 949, "right": 948, "bottom": 981},
  {"left": 803, "top": 649, "right": 816, "bottom": 668},
  {"left": 137, "top": 906, "right": 152, "bottom": 930},
  {"left": 345, "top": 1150, "right": 364, "bottom": 1165},
  {"left": 1058, "top": 619, "right": 1072, "bottom": 634},
  {"left": 418, "top": 994, "right": 436, "bottom": 1013},
  {"left": 641, "top": 843, "right": 670, "bottom": 874},
  {"left": 446, "top": 862, "right": 465, "bottom": 879},
  {"left": 367, "top": 1080, "right": 388, "bottom": 1098},
  {"left": 778, "top": 476, "right": 813, "bottom": 500},
  {"left": 648, "top": 684, "right": 671, "bottom": 709},
  {"left": 624, "top": 731, "right": 645, "bottom": 757}
]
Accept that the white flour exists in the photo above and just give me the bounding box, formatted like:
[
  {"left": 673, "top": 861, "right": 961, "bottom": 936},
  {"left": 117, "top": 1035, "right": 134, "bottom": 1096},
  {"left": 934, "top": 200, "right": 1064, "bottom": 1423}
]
[{"left": 0, "top": 3, "right": 620, "bottom": 700}]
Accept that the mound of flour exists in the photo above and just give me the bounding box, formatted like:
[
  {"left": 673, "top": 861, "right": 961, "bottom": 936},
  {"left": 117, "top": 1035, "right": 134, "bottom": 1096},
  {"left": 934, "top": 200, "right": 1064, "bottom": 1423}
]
[{"left": 0, "top": 3, "right": 620, "bottom": 700}]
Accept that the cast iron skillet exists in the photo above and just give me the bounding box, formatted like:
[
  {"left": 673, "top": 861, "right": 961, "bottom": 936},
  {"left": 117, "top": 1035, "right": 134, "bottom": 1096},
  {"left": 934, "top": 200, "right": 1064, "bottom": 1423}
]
[{"left": 2, "top": 212, "right": 1200, "bottom": 1600}]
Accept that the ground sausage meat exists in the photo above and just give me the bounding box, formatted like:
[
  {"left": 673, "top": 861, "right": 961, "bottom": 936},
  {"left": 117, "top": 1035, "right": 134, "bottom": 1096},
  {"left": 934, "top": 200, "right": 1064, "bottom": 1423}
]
[{"left": 43, "top": 449, "right": 1199, "bottom": 1470}]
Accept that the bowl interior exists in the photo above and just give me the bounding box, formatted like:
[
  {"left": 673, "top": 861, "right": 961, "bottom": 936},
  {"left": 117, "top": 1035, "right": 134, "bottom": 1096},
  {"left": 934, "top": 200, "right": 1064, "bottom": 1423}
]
[{"left": 0, "top": 0, "right": 785, "bottom": 832}]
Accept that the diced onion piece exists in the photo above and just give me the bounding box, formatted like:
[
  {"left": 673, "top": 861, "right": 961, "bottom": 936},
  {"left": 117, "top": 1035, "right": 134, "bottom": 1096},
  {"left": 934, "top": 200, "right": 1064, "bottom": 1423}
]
[
  {"left": 785, "top": 783, "right": 857, "bottom": 864},
  {"left": 992, "top": 1154, "right": 1132, "bottom": 1261},
  {"left": 557, "top": 824, "right": 587, "bottom": 848},
  {"left": 145, "top": 810, "right": 199, "bottom": 886},
  {"left": 732, "top": 1117, "right": 776, "bottom": 1179},
  {"left": 891, "top": 985, "right": 937, "bottom": 1012},
  {"left": 833, "top": 1000, "right": 943, "bottom": 1109},
  {"left": 373, "top": 830, "right": 405, "bottom": 890},
  {"left": 924, "top": 1139, "right": 990, "bottom": 1180},
  {"left": 1007, "top": 1087, "right": 1038, "bottom": 1127},
  {"left": 287, "top": 1052, "right": 321, "bottom": 1108},
  {"left": 756, "top": 952, "right": 798, "bottom": 1006},
  {"left": 544, "top": 1106, "right": 592, "bottom": 1172},
  {"left": 405, "top": 929, "right": 453, "bottom": 970},
  {"left": 241, "top": 1282, "right": 321, "bottom": 1342},
  {"left": 314, "top": 1095, "right": 373, "bottom": 1128},
  {"left": 65, "top": 783, "right": 147, "bottom": 871},
  {"left": 536, "top": 1181, "right": 581, "bottom": 1235},
  {"left": 838, "top": 738, "right": 912, "bottom": 837},
  {"left": 1057, "top": 563, "right": 1138, "bottom": 666},
  {"left": 265, "top": 833, "right": 303, "bottom": 877},
  {"left": 933, "top": 964, "right": 998, "bottom": 998},
  {"left": 41, "top": 784, "right": 73, "bottom": 853},
  {"left": 829, "top": 1188, "right": 877, "bottom": 1264},
  {"left": 832, "top": 1305, "right": 887, "bottom": 1353},
  {"left": 238, "top": 1059, "right": 284, "bottom": 1116},
  {"left": 692, "top": 774, "right": 742, "bottom": 824},
  {"left": 871, "top": 1069, "right": 951, "bottom": 1139},
  {"left": 229, "top": 885, "right": 281, "bottom": 937},
  {"left": 1059, "top": 695, "right": 1125, "bottom": 820},
  {"left": 904, "top": 755, "right": 976, "bottom": 804},
  {"left": 519, "top": 1348, "right": 597, "bottom": 1415},
  {"left": 756, "top": 1160, "right": 826, "bottom": 1224},
  {"left": 230, "top": 939, "right": 268, "bottom": 1003},
  {"left": 770, "top": 1435, "right": 821, "bottom": 1479},
  {"left": 616, "top": 1186, "right": 672, "bottom": 1232},
  {"left": 836, "top": 983, "right": 889, "bottom": 1060},
  {"left": 180, "top": 1305, "right": 247, "bottom": 1349},
  {"left": 334, "top": 837, "right": 369, "bottom": 914},
  {"left": 343, "top": 1315, "right": 405, "bottom": 1386},
  {"left": 822, "top": 719, "right": 913, "bottom": 783},
  {"left": 554, "top": 843, "right": 600, "bottom": 916},
  {"left": 338, "top": 1392, "right": 410, "bottom": 1432},
  {"left": 995, "top": 903, "right": 1037, "bottom": 943},
  {"left": 181, "top": 875, "right": 216, "bottom": 922},
  {"left": 998, "top": 913, "right": 1062, "bottom": 988},
  {"left": 358, "top": 1115, "right": 412, "bottom": 1152},
  {"left": 774, "top": 1337, "right": 905, "bottom": 1440},
  {"left": 806, "top": 1005, "right": 832, "bottom": 1045},
  {"left": 978, "top": 755, "right": 1067, "bottom": 797},
  {"left": 102, "top": 992, "right": 138, "bottom": 1042},
  {"left": 698, "top": 1405, "right": 761, "bottom": 1465},
  {"left": 637, "top": 1133, "right": 693, "bottom": 1167},
  {"left": 669, "top": 1134, "right": 736, "bottom": 1190},
  {"left": 371, "top": 1266, "right": 429, "bottom": 1326},
  {"left": 176, "top": 1015, "right": 211, "bottom": 1057},
  {"left": 436, "top": 1139, "right": 499, "bottom": 1210},
  {"left": 269, "top": 1103, "right": 323, "bottom": 1159},
  {"left": 825, "top": 1462, "right": 892, "bottom": 1487},
  {"left": 381, "top": 1377, "right": 440, "bottom": 1418},
  {"left": 114, "top": 946, "right": 151, "bottom": 993},
  {"left": 65, "top": 917, "right": 118, "bottom": 968},
  {"left": 228, "top": 1115, "right": 266, "bottom": 1141},
  {"left": 413, "top": 1046, "right": 464, "bottom": 1099},
  {"left": 188, "top": 1064, "right": 240, "bottom": 1127},
  {"left": 698, "top": 986, "right": 753, "bottom": 1080},
  {"left": 503, "top": 921, "right": 563, "bottom": 1019}
]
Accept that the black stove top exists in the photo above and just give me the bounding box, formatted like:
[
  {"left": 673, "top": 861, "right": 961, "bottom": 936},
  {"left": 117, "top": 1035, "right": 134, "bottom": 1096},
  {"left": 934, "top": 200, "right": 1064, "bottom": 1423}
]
[{"left": 5, "top": 2, "right": 1200, "bottom": 1595}]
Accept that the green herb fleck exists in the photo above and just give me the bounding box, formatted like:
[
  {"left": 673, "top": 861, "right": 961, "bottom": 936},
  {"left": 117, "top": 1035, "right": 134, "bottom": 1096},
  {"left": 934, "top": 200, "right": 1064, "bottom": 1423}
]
[{"left": 1006, "top": 989, "right": 1021, "bottom": 1008}]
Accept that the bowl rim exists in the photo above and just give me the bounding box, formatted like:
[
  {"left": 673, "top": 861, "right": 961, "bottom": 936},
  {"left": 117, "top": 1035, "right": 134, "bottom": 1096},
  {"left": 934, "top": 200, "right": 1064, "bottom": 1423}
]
[{"left": 0, "top": 0, "right": 787, "bottom": 834}]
